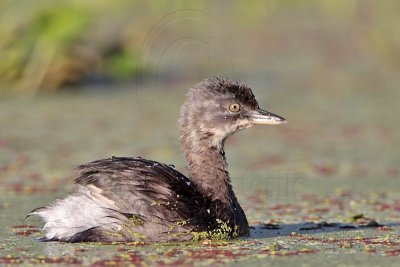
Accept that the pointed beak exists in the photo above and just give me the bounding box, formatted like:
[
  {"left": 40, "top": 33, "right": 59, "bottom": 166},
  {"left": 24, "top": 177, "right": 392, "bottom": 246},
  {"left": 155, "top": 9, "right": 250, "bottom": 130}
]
[{"left": 249, "top": 108, "right": 287, "bottom": 125}]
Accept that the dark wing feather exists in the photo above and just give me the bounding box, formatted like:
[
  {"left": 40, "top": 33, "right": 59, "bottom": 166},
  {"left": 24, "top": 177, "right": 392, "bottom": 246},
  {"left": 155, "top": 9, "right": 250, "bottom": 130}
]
[{"left": 74, "top": 157, "right": 217, "bottom": 235}]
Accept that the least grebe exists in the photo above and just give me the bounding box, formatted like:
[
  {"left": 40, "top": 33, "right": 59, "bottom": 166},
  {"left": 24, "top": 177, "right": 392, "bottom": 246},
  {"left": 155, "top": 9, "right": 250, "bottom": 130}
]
[{"left": 29, "top": 78, "right": 286, "bottom": 242}]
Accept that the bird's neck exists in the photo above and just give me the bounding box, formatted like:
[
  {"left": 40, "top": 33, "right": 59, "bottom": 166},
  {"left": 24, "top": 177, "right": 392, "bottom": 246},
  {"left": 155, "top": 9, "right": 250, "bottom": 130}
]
[{"left": 181, "top": 134, "right": 236, "bottom": 204}]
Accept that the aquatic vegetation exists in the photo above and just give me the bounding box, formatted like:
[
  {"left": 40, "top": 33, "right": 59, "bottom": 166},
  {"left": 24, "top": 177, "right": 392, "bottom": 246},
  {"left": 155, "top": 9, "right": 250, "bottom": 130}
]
[
  {"left": 0, "top": 1, "right": 399, "bottom": 265},
  {"left": 192, "top": 219, "right": 240, "bottom": 242}
]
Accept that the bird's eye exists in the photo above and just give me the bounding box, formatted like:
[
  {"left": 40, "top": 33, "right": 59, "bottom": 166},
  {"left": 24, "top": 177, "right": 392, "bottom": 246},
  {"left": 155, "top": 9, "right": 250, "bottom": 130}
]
[{"left": 229, "top": 103, "right": 240, "bottom": 112}]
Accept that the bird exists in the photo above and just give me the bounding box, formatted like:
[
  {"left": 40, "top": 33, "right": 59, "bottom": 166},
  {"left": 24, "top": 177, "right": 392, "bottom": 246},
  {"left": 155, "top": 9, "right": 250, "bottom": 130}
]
[{"left": 28, "top": 77, "right": 287, "bottom": 242}]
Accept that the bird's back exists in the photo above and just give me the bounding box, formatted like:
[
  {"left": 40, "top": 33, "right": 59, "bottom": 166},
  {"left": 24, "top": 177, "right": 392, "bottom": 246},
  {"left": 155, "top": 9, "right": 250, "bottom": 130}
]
[{"left": 29, "top": 157, "right": 231, "bottom": 242}]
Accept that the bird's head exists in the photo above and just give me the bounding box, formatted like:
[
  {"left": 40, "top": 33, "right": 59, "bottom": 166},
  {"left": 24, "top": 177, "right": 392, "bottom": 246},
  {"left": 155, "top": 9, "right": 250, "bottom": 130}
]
[{"left": 179, "top": 77, "right": 287, "bottom": 148}]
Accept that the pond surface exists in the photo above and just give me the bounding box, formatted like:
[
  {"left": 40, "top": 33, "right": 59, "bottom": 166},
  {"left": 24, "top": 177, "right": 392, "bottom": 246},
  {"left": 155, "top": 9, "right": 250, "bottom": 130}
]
[{"left": 0, "top": 83, "right": 399, "bottom": 266}]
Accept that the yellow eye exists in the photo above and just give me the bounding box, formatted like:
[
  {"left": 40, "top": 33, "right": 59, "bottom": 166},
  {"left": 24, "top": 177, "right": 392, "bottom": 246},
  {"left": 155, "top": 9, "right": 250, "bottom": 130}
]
[{"left": 229, "top": 103, "right": 240, "bottom": 112}]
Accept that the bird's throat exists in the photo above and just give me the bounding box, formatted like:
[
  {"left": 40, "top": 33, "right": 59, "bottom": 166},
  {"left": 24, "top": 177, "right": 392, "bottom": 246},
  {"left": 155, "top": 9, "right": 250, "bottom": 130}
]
[{"left": 182, "top": 136, "right": 235, "bottom": 204}]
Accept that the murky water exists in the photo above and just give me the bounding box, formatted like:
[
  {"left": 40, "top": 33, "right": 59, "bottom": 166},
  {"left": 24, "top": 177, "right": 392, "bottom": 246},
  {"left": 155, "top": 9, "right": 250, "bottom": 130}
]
[{"left": 1, "top": 83, "right": 399, "bottom": 266}]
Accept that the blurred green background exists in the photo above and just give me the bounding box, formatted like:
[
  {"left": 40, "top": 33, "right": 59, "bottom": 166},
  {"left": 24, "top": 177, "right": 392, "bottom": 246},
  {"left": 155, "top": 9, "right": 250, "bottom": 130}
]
[
  {"left": 1, "top": 0, "right": 400, "bottom": 265},
  {"left": 0, "top": 0, "right": 399, "bottom": 93}
]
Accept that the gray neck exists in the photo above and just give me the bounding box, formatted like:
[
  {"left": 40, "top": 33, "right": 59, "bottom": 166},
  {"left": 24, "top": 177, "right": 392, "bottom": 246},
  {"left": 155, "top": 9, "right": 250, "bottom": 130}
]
[{"left": 181, "top": 133, "right": 235, "bottom": 204}]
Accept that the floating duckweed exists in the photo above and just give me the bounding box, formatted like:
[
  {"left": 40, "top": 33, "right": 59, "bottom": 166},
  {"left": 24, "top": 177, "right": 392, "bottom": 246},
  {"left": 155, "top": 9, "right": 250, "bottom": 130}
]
[
  {"left": 176, "top": 220, "right": 189, "bottom": 226},
  {"left": 346, "top": 213, "right": 364, "bottom": 223},
  {"left": 128, "top": 230, "right": 145, "bottom": 239},
  {"left": 192, "top": 231, "right": 209, "bottom": 241},
  {"left": 363, "top": 245, "right": 373, "bottom": 252},
  {"left": 121, "top": 222, "right": 146, "bottom": 239},
  {"left": 191, "top": 219, "right": 238, "bottom": 241},
  {"left": 340, "top": 241, "right": 353, "bottom": 248},
  {"left": 270, "top": 243, "right": 282, "bottom": 251},
  {"left": 105, "top": 231, "right": 123, "bottom": 238},
  {"left": 130, "top": 215, "right": 144, "bottom": 226}
]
